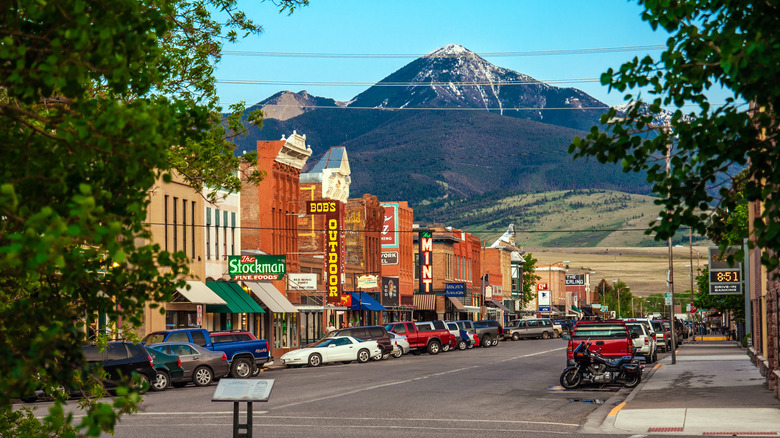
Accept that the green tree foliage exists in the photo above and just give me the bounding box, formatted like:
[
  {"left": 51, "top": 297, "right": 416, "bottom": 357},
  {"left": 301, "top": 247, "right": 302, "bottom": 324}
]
[
  {"left": 521, "top": 253, "right": 541, "bottom": 307},
  {"left": 568, "top": 1, "right": 779, "bottom": 272},
  {"left": 0, "top": 0, "right": 306, "bottom": 435}
]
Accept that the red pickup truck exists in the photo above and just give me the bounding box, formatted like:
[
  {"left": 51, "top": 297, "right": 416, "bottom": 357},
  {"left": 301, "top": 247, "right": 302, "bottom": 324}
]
[
  {"left": 384, "top": 321, "right": 453, "bottom": 355},
  {"left": 566, "top": 320, "right": 634, "bottom": 366}
]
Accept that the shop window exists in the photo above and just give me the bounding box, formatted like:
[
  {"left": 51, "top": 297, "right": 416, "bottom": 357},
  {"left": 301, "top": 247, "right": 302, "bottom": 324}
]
[{"left": 273, "top": 313, "right": 299, "bottom": 349}]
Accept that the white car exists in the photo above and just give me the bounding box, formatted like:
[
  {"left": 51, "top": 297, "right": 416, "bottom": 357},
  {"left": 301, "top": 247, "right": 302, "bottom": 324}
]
[
  {"left": 280, "top": 336, "right": 382, "bottom": 367},
  {"left": 389, "top": 332, "right": 410, "bottom": 358},
  {"left": 625, "top": 322, "right": 657, "bottom": 363}
]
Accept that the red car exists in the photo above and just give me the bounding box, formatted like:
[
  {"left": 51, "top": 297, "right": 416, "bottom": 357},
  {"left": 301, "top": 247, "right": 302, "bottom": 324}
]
[{"left": 566, "top": 320, "right": 634, "bottom": 366}]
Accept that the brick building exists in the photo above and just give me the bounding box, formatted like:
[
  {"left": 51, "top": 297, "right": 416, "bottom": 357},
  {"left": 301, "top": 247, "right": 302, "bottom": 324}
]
[
  {"left": 241, "top": 132, "right": 311, "bottom": 358},
  {"left": 380, "top": 202, "right": 415, "bottom": 321}
]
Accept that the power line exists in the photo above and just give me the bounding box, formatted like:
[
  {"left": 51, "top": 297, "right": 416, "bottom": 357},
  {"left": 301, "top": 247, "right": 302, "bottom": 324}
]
[
  {"left": 216, "top": 78, "right": 601, "bottom": 87},
  {"left": 246, "top": 150, "right": 570, "bottom": 162},
  {"left": 229, "top": 103, "right": 611, "bottom": 111},
  {"left": 221, "top": 45, "right": 667, "bottom": 59}
]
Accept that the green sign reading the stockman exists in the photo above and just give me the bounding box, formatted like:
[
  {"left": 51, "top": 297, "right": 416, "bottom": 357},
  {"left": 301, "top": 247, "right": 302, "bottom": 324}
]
[{"left": 229, "top": 255, "right": 287, "bottom": 281}]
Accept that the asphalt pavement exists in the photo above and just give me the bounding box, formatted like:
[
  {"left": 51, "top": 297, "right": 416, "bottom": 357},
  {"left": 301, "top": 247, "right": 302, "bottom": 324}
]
[{"left": 583, "top": 337, "right": 780, "bottom": 436}]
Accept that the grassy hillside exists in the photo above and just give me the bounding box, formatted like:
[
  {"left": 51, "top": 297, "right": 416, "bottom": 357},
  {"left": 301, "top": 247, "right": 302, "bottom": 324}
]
[{"left": 418, "top": 189, "right": 706, "bottom": 248}]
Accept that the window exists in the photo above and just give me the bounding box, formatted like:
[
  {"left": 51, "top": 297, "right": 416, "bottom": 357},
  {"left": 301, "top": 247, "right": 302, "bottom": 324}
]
[
  {"left": 172, "top": 197, "right": 178, "bottom": 252},
  {"left": 390, "top": 324, "right": 406, "bottom": 334},
  {"left": 215, "top": 209, "right": 220, "bottom": 260},
  {"left": 168, "top": 332, "right": 189, "bottom": 343},
  {"left": 231, "top": 212, "right": 236, "bottom": 256},
  {"left": 164, "top": 195, "right": 169, "bottom": 251},
  {"left": 106, "top": 344, "right": 128, "bottom": 361},
  {"left": 206, "top": 207, "right": 211, "bottom": 260},
  {"left": 333, "top": 338, "right": 351, "bottom": 346},
  {"left": 82, "top": 345, "right": 103, "bottom": 362},
  {"left": 182, "top": 199, "right": 187, "bottom": 255},
  {"left": 191, "top": 201, "right": 196, "bottom": 258},
  {"left": 191, "top": 330, "right": 207, "bottom": 346},
  {"left": 369, "top": 327, "right": 385, "bottom": 338},
  {"left": 223, "top": 211, "right": 228, "bottom": 259}
]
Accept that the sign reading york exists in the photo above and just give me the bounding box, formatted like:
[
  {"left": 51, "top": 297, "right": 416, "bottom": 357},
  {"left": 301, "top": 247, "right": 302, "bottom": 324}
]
[{"left": 229, "top": 255, "right": 286, "bottom": 281}]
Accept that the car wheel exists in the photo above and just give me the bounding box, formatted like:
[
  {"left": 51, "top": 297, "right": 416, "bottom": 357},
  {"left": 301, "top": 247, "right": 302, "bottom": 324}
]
[
  {"left": 392, "top": 348, "right": 403, "bottom": 358},
  {"left": 542, "top": 331, "right": 550, "bottom": 340},
  {"left": 481, "top": 336, "right": 492, "bottom": 348},
  {"left": 230, "top": 357, "right": 253, "bottom": 379},
  {"left": 652, "top": 351, "right": 658, "bottom": 363},
  {"left": 458, "top": 340, "right": 467, "bottom": 350},
  {"left": 193, "top": 366, "right": 213, "bottom": 387},
  {"left": 491, "top": 337, "right": 499, "bottom": 346},
  {"left": 371, "top": 354, "right": 382, "bottom": 361},
  {"left": 308, "top": 353, "right": 322, "bottom": 367},
  {"left": 357, "top": 349, "right": 371, "bottom": 363},
  {"left": 251, "top": 364, "right": 262, "bottom": 377},
  {"left": 152, "top": 371, "right": 169, "bottom": 391},
  {"left": 442, "top": 343, "right": 450, "bottom": 352},
  {"left": 427, "top": 341, "right": 441, "bottom": 355},
  {"left": 382, "top": 353, "right": 391, "bottom": 360},
  {"left": 135, "top": 373, "right": 151, "bottom": 394},
  {"left": 512, "top": 333, "right": 520, "bottom": 341}
]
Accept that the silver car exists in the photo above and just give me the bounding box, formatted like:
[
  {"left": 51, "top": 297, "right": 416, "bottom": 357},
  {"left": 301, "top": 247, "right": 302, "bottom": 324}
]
[{"left": 148, "top": 342, "right": 230, "bottom": 387}]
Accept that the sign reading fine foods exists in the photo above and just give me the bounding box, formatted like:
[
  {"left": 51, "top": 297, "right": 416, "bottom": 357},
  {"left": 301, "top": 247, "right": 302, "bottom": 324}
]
[
  {"left": 419, "top": 230, "right": 433, "bottom": 294},
  {"left": 306, "top": 200, "right": 344, "bottom": 304},
  {"left": 229, "top": 255, "right": 286, "bottom": 281}
]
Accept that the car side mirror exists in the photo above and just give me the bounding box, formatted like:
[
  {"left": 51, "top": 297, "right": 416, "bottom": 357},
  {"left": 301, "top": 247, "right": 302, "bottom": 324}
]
[
  {"left": 328, "top": 344, "right": 336, "bottom": 348},
  {"left": 562, "top": 334, "right": 571, "bottom": 340}
]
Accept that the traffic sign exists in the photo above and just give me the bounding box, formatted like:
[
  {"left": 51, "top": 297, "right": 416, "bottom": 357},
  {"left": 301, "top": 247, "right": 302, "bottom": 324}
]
[
  {"left": 665, "top": 297, "right": 672, "bottom": 305},
  {"left": 664, "top": 292, "right": 672, "bottom": 298}
]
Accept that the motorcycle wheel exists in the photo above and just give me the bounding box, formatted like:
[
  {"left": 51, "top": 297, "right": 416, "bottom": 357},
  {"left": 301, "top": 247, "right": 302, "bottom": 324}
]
[
  {"left": 559, "top": 369, "right": 582, "bottom": 389},
  {"left": 621, "top": 373, "right": 641, "bottom": 388}
]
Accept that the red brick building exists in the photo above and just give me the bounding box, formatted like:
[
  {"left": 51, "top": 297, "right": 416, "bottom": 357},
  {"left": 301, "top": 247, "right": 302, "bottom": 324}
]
[
  {"left": 241, "top": 132, "right": 311, "bottom": 358},
  {"left": 381, "top": 202, "right": 415, "bottom": 321}
]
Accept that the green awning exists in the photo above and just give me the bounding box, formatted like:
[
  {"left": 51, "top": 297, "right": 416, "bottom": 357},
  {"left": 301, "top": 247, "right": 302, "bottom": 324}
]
[
  {"left": 205, "top": 282, "right": 265, "bottom": 314},
  {"left": 571, "top": 305, "right": 581, "bottom": 312}
]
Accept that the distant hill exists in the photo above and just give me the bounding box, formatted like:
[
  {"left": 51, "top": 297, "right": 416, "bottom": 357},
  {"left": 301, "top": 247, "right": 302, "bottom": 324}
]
[{"left": 416, "top": 189, "right": 706, "bottom": 248}]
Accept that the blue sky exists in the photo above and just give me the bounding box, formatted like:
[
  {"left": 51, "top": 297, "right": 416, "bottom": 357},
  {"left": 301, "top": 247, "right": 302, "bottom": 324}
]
[{"left": 215, "top": 1, "right": 672, "bottom": 108}]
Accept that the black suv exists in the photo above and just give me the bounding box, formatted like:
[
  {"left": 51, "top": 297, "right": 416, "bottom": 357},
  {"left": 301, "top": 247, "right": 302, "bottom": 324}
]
[
  {"left": 82, "top": 342, "right": 157, "bottom": 391},
  {"left": 326, "top": 326, "right": 393, "bottom": 359}
]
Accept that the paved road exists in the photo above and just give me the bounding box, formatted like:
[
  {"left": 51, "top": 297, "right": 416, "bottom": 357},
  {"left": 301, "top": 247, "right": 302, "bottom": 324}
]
[{"left": 28, "top": 338, "right": 648, "bottom": 437}]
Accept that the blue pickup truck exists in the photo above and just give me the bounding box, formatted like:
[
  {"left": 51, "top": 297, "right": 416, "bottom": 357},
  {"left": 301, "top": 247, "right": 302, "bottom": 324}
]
[{"left": 142, "top": 328, "right": 271, "bottom": 378}]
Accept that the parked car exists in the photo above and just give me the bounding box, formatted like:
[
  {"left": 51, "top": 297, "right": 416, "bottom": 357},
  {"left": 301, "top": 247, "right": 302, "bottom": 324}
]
[
  {"left": 83, "top": 342, "right": 157, "bottom": 393},
  {"left": 554, "top": 319, "right": 576, "bottom": 335},
  {"left": 625, "top": 322, "right": 657, "bottom": 363},
  {"left": 623, "top": 318, "right": 658, "bottom": 357},
  {"left": 145, "top": 347, "right": 184, "bottom": 391},
  {"left": 445, "top": 322, "right": 473, "bottom": 350},
  {"left": 475, "top": 320, "right": 504, "bottom": 346},
  {"left": 505, "top": 318, "right": 556, "bottom": 340},
  {"left": 142, "top": 328, "right": 270, "bottom": 378},
  {"left": 148, "top": 342, "right": 230, "bottom": 387},
  {"left": 650, "top": 319, "right": 671, "bottom": 352},
  {"left": 384, "top": 321, "right": 452, "bottom": 354},
  {"left": 280, "top": 336, "right": 382, "bottom": 367},
  {"left": 388, "top": 332, "right": 410, "bottom": 358},
  {"left": 415, "top": 320, "right": 458, "bottom": 351},
  {"left": 325, "top": 325, "right": 393, "bottom": 359},
  {"left": 566, "top": 320, "right": 634, "bottom": 366}
]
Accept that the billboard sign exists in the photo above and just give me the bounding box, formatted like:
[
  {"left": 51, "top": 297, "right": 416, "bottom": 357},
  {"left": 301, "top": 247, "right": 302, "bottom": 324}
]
[
  {"left": 382, "top": 276, "right": 399, "bottom": 307},
  {"left": 287, "top": 273, "right": 318, "bottom": 291},
  {"left": 307, "top": 200, "right": 344, "bottom": 304},
  {"left": 381, "top": 203, "right": 399, "bottom": 249},
  {"left": 381, "top": 251, "right": 398, "bottom": 265},
  {"left": 538, "top": 290, "right": 551, "bottom": 312},
  {"left": 708, "top": 246, "right": 743, "bottom": 295},
  {"left": 229, "top": 255, "right": 286, "bottom": 281},
  {"left": 565, "top": 274, "right": 585, "bottom": 286}
]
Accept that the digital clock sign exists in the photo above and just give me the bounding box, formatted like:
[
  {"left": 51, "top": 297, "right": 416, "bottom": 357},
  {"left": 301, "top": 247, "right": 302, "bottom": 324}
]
[{"left": 710, "top": 270, "right": 740, "bottom": 283}]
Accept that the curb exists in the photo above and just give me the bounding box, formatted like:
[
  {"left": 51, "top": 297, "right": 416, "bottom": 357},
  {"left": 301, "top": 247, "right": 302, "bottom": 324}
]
[{"left": 578, "top": 360, "right": 664, "bottom": 435}]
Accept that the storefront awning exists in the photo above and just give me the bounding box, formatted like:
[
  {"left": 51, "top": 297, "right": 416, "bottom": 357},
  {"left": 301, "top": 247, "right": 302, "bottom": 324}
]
[
  {"left": 487, "top": 299, "right": 511, "bottom": 313},
  {"left": 350, "top": 292, "right": 385, "bottom": 311},
  {"left": 205, "top": 282, "right": 265, "bottom": 314},
  {"left": 245, "top": 282, "right": 298, "bottom": 313},
  {"left": 177, "top": 281, "right": 227, "bottom": 305},
  {"left": 447, "top": 296, "right": 465, "bottom": 310},
  {"left": 413, "top": 294, "right": 436, "bottom": 310},
  {"left": 463, "top": 305, "right": 480, "bottom": 313}
]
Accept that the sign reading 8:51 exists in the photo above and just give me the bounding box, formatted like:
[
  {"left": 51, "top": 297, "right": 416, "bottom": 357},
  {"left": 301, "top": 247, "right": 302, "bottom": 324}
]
[{"left": 710, "top": 270, "right": 740, "bottom": 283}]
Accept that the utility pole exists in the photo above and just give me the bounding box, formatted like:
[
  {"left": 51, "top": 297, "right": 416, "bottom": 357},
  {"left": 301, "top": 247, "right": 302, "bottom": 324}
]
[{"left": 666, "top": 132, "right": 677, "bottom": 365}]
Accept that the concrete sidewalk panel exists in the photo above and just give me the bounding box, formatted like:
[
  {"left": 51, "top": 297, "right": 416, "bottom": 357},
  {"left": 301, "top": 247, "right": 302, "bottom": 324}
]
[
  {"left": 684, "top": 408, "right": 780, "bottom": 433},
  {"left": 613, "top": 409, "right": 685, "bottom": 433}
]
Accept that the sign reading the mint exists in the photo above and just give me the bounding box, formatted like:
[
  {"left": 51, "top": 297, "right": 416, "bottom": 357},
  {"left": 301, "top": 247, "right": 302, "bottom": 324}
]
[{"left": 229, "top": 255, "right": 286, "bottom": 281}]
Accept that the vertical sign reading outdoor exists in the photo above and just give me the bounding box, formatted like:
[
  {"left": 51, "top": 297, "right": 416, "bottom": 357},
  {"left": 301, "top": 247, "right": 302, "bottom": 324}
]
[
  {"left": 381, "top": 203, "right": 399, "bottom": 248},
  {"left": 419, "top": 231, "right": 433, "bottom": 294},
  {"left": 306, "top": 201, "right": 344, "bottom": 304}
]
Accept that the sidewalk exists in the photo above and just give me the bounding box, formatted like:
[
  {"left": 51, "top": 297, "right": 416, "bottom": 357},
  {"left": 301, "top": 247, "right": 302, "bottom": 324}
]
[{"left": 590, "top": 339, "right": 780, "bottom": 436}]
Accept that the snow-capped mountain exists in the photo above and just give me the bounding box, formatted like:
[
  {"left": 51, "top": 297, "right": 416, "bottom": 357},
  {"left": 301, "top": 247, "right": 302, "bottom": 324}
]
[{"left": 347, "top": 44, "right": 609, "bottom": 131}]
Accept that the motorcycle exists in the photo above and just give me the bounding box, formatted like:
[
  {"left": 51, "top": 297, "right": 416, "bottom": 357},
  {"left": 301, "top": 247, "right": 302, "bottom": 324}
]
[{"left": 560, "top": 341, "right": 643, "bottom": 389}]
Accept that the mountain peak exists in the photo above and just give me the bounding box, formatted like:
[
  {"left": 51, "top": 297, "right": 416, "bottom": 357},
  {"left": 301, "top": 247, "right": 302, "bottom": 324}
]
[{"left": 426, "top": 44, "right": 475, "bottom": 58}]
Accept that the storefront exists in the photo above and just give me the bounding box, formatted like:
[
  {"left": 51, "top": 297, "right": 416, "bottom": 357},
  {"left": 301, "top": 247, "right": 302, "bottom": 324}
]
[
  {"left": 245, "top": 282, "right": 300, "bottom": 357},
  {"left": 348, "top": 292, "right": 385, "bottom": 326},
  {"left": 412, "top": 294, "right": 437, "bottom": 321},
  {"left": 205, "top": 281, "right": 265, "bottom": 333}
]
